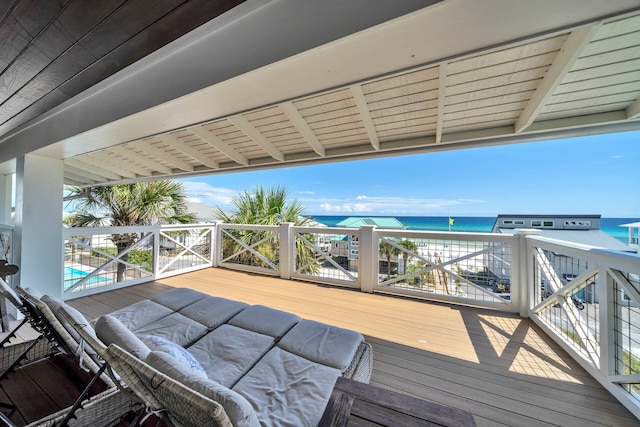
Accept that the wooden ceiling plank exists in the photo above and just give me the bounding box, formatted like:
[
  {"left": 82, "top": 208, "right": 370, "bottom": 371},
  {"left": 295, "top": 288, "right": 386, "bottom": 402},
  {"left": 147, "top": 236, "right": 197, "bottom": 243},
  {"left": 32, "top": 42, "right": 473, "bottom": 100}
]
[
  {"left": 86, "top": 152, "right": 149, "bottom": 178},
  {"left": 65, "top": 164, "right": 114, "bottom": 183},
  {"left": 65, "top": 158, "right": 122, "bottom": 181},
  {"left": 162, "top": 133, "right": 219, "bottom": 169},
  {"left": 136, "top": 141, "right": 194, "bottom": 172},
  {"left": 515, "top": 24, "right": 601, "bottom": 133},
  {"left": 64, "top": 170, "right": 96, "bottom": 185},
  {"left": 626, "top": 97, "right": 640, "bottom": 119},
  {"left": 188, "top": 126, "right": 249, "bottom": 165},
  {"left": 228, "top": 115, "right": 285, "bottom": 161},
  {"left": 280, "top": 102, "right": 325, "bottom": 156},
  {"left": 350, "top": 84, "right": 380, "bottom": 150},
  {"left": 108, "top": 146, "right": 172, "bottom": 174}
]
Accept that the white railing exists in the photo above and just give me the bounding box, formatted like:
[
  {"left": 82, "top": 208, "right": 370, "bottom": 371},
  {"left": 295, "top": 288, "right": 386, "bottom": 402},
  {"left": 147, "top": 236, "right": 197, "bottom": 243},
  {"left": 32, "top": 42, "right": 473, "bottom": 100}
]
[
  {"left": 59, "top": 221, "right": 640, "bottom": 418},
  {"left": 373, "top": 229, "right": 519, "bottom": 312},
  {"left": 62, "top": 224, "right": 214, "bottom": 298},
  {"left": 525, "top": 235, "right": 640, "bottom": 419}
]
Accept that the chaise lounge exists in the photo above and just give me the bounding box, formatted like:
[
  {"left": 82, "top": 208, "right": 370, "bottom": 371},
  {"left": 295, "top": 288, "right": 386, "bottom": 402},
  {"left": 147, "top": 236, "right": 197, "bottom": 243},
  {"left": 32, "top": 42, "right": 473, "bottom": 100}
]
[{"left": 46, "top": 286, "right": 373, "bottom": 426}]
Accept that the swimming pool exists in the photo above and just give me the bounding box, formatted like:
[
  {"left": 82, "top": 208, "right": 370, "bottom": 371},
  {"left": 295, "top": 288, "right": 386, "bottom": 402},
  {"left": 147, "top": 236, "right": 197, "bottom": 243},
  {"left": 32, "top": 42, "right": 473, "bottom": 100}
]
[{"left": 64, "top": 266, "right": 110, "bottom": 290}]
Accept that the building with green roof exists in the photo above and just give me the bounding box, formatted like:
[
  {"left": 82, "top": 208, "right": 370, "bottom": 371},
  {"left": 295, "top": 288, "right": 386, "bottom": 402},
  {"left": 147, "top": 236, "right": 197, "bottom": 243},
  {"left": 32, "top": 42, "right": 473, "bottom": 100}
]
[{"left": 336, "top": 217, "right": 406, "bottom": 230}]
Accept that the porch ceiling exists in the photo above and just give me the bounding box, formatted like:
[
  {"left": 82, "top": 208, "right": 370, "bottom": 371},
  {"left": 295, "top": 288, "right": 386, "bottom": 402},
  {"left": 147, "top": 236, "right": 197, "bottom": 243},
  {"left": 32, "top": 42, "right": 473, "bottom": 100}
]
[{"left": 1, "top": 1, "right": 639, "bottom": 185}]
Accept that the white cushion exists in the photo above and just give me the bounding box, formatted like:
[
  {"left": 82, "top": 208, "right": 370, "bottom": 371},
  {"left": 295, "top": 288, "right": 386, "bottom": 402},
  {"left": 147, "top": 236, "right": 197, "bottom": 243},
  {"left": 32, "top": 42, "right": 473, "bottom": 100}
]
[{"left": 139, "top": 335, "right": 206, "bottom": 378}]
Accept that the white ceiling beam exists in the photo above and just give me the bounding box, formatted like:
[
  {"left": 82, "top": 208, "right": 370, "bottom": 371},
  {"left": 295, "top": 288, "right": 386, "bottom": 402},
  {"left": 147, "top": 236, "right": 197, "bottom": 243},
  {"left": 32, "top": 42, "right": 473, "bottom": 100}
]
[
  {"left": 188, "top": 126, "right": 249, "bottom": 165},
  {"left": 65, "top": 158, "right": 123, "bottom": 181},
  {"left": 81, "top": 153, "right": 145, "bottom": 178},
  {"left": 626, "top": 97, "right": 640, "bottom": 119},
  {"left": 161, "top": 134, "right": 219, "bottom": 169},
  {"left": 64, "top": 170, "right": 96, "bottom": 185},
  {"left": 108, "top": 146, "right": 173, "bottom": 174},
  {"left": 514, "top": 24, "right": 601, "bottom": 133},
  {"left": 227, "top": 116, "right": 285, "bottom": 161},
  {"left": 65, "top": 164, "right": 113, "bottom": 183},
  {"left": 137, "top": 141, "right": 194, "bottom": 172},
  {"left": 435, "top": 63, "right": 447, "bottom": 144},
  {"left": 280, "top": 102, "right": 325, "bottom": 157},
  {"left": 350, "top": 85, "right": 379, "bottom": 150}
]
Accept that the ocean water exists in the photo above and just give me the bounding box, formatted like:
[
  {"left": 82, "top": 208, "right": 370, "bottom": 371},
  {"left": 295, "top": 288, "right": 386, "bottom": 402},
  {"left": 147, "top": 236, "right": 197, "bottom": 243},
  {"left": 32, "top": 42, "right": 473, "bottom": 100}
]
[{"left": 309, "top": 215, "right": 636, "bottom": 244}]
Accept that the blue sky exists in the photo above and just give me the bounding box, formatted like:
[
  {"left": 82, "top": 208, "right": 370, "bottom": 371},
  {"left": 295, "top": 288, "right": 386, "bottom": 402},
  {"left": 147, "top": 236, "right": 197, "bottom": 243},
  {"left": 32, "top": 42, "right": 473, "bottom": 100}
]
[{"left": 180, "top": 130, "right": 640, "bottom": 218}]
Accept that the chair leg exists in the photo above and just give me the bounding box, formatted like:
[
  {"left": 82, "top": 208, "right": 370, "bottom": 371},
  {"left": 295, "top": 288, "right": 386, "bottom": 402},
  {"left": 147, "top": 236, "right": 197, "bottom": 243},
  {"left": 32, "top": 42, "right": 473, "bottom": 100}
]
[{"left": 58, "top": 363, "right": 108, "bottom": 427}]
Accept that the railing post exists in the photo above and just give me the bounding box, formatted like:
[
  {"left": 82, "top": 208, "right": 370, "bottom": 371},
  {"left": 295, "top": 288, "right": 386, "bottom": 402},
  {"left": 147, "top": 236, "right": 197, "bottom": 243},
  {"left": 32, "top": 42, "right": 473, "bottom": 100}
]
[
  {"left": 152, "top": 226, "right": 161, "bottom": 278},
  {"left": 514, "top": 229, "right": 541, "bottom": 317},
  {"left": 598, "top": 266, "right": 614, "bottom": 379},
  {"left": 280, "top": 222, "right": 293, "bottom": 280},
  {"left": 359, "top": 225, "right": 377, "bottom": 293},
  {"left": 212, "top": 223, "right": 221, "bottom": 268}
]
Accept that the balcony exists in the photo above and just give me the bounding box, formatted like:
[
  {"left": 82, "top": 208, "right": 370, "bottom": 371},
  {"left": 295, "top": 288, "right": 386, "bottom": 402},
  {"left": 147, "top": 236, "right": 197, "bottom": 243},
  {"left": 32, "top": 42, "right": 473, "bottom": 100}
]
[{"left": 55, "top": 222, "right": 640, "bottom": 424}]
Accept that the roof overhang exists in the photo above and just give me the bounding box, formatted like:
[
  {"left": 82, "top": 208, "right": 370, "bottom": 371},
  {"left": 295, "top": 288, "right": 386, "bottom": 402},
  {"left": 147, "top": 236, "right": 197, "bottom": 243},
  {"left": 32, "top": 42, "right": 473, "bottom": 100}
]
[{"left": 1, "top": 0, "right": 639, "bottom": 186}]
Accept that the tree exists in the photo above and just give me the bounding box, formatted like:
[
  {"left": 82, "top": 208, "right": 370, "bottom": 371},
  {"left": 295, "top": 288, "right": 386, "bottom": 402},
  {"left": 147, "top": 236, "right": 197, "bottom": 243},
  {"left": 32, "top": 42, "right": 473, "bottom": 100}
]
[
  {"left": 379, "top": 239, "right": 401, "bottom": 280},
  {"left": 65, "top": 181, "right": 196, "bottom": 281},
  {"left": 214, "top": 185, "right": 318, "bottom": 274},
  {"left": 397, "top": 239, "right": 418, "bottom": 274}
]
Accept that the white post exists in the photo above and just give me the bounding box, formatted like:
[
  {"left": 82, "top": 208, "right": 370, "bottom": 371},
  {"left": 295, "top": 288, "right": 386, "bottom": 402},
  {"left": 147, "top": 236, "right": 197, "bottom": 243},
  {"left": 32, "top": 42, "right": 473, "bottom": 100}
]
[
  {"left": 14, "top": 155, "right": 64, "bottom": 298},
  {"left": 212, "top": 223, "right": 221, "bottom": 268},
  {"left": 514, "top": 229, "right": 542, "bottom": 317},
  {"left": 279, "top": 222, "right": 293, "bottom": 280},
  {"left": 359, "top": 225, "right": 377, "bottom": 293},
  {"left": 0, "top": 174, "right": 12, "bottom": 226},
  {"left": 152, "top": 227, "right": 161, "bottom": 278}
]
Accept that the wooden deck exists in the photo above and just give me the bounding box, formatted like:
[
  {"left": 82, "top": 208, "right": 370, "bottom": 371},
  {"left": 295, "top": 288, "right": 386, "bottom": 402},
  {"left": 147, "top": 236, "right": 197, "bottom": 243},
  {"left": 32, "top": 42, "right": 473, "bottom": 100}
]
[{"left": 68, "top": 268, "right": 640, "bottom": 427}]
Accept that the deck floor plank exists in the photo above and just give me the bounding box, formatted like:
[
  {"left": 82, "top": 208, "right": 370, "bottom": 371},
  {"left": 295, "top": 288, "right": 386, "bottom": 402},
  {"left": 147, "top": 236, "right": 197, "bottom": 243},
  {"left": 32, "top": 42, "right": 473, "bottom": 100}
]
[{"left": 66, "top": 268, "right": 640, "bottom": 427}]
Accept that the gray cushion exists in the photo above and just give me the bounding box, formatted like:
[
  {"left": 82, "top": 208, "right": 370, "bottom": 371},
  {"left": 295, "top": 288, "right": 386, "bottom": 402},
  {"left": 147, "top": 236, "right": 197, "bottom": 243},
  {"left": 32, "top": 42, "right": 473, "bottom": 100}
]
[
  {"left": 179, "top": 296, "right": 249, "bottom": 329},
  {"left": 146, "top": 351, "right": 260, "bottom": 427},
  {"left": 95, "top": 315, "right": 150, "bottom": 359},
  {"left": 233, "top": 347, "right": 340, "bottom": 427},
  {"left": 278, "top": 320, "right": 363, "bottom": 371},
  {"left": 150, "top": 287, "right": 207, "bottom": 311},
  {"left": 188, "top": 324, "right": 274, "bottom": 388},
  {"left": 132, "top": 312, "right": 208, "bottom": 347},
  {"left": 41, "top": 294, "right": 96, "bottom": 343},
  {"left": 107, "top": 299, "right": 173, "bottom": 330},
  {"left": 228, "top": 305, "right": 300, "bottom": 340}
]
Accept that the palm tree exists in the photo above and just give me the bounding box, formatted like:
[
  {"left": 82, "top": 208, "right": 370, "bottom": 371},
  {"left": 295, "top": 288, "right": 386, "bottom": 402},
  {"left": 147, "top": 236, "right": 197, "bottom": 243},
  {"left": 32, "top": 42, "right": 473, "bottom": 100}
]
[
  {"left": 379, "top": 239, "right": 401, "bottom": 280},
  {"left": 214, "top": 185, "right": 318, "bottom": 273},
  {"left": 397, "top": 239, "right": 418, "bottom": 274},
  {"left": 66, "top": 181, "right": 196, "bottom": 281}
]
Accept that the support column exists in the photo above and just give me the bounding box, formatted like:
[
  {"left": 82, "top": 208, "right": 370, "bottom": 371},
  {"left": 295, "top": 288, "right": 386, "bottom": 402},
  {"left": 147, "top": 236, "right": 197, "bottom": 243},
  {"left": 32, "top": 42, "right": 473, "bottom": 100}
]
[{"left": 14, "top": 155, "right": 64, "bottom": 298}]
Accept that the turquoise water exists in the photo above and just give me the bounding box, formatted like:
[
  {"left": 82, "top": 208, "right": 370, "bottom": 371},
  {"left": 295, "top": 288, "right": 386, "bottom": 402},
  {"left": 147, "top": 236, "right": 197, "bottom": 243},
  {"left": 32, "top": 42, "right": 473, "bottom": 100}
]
[
  {"left": 64, "top": 266, "right": 109, "bottom": 287},
  {"left": 309, "top": 215, "right": 636, "bottom": 244}
]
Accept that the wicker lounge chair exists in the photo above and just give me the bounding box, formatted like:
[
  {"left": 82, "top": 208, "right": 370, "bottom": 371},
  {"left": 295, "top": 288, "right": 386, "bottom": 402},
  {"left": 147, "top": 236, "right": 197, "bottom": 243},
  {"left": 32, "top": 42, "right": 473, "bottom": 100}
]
[{"left": 0, "top": 282, "right": 141, "bottom": 426}]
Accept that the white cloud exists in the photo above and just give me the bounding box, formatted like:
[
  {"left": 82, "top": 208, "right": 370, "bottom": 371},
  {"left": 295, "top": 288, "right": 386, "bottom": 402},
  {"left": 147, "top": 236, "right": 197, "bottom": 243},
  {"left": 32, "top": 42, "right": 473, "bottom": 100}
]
[
  {"left": 181, "top": 181, "right": 237, "bottom": 210},
  {"left": 298, "top": 190, "right": 315, "bottom": 195},
  {"left": 309, "top": 195, "right": 486, "bottom": 215}
]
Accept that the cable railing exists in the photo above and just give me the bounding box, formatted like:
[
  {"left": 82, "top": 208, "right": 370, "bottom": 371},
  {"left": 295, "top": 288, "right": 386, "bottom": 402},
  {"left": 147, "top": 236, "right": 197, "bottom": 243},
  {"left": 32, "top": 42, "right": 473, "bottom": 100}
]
[
  {"left": 62, "top": 224, "right": 214, "bottom": 298},
  {"left": 526, "top": 235, "right": 640, "bottom": 416}
]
